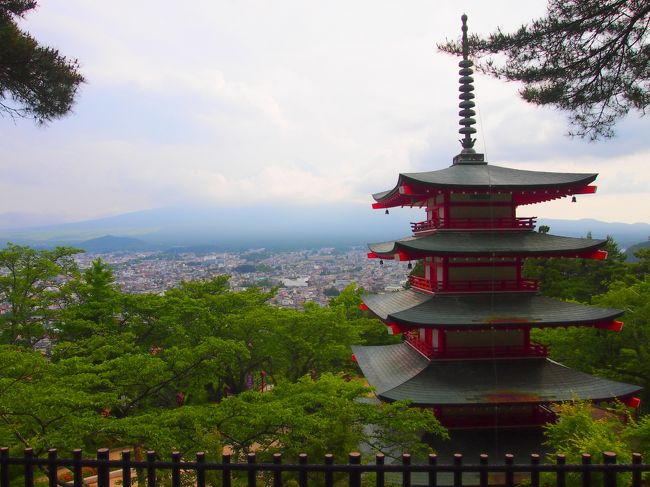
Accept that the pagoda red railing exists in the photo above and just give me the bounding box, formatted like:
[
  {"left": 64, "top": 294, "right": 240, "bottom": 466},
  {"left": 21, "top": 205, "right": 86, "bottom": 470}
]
[
  {"left": 411, "top": 217, "right": 536, "bottom": 232},
  {"left": 405, "top": 333, "right": 433, "bottom": 358},
  {"left": 409, "top": 276, "right": 539, "bottom": 294},
  {"left": 406, "top": 334, "right": 548, "bottom": 360}
]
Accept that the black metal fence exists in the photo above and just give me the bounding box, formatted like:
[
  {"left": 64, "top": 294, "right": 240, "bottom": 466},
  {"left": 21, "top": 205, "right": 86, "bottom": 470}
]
[{"left": 1, "top": 447, "right": 649, "bottom": 487}]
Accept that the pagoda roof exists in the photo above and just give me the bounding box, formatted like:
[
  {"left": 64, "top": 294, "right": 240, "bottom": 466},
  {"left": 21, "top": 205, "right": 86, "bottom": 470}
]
[
  {"left": 368, "top": 231, "right": 605, "bottom": 259},
  {"left": 362, "top": 290, "right": 622, "bottom": 328},
  {"left": 351, "top": 343, "right": 641, "bottom": 406},
  {"left": 373, "top": 164, "right": 597, "bottom": 205}
]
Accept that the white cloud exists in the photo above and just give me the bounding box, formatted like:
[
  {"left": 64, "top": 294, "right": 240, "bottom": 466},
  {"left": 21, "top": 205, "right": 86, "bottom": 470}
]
[{"left": 3, "top": 0, "right": 648, "bottom": 225}]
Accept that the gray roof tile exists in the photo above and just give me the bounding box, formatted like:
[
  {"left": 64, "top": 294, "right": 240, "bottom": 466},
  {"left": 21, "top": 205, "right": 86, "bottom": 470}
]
[
  {"left": 362, "top": 290, "right": 623, "bottom": 328},
  {"left": 353, "top": 343, "right": 641, "bottom": 405},
  {"left": 373, "top": 164, "right": 597, "bottom": 201},
  {"left": 368, "top": 232, "right": 605, "bottom": 256}
]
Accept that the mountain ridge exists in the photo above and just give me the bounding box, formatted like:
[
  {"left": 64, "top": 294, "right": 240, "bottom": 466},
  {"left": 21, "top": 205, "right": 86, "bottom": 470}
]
[{"left": 1, "top": 206, "right": 648, "bottom": 251}]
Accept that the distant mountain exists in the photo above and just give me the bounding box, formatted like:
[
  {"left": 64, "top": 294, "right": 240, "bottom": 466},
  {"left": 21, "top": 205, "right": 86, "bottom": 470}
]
[
  {"left": 76, "top": 235, "right": 153, "bottom": 253},
  {"left": 1, "top": 206, "right": 649, "bottom": 252},
  {"left": 537, "top": 219, "right": 650, "bottom": 249},
  {"left": 625, "top": 240, "right": 650, "bottom": 261}
]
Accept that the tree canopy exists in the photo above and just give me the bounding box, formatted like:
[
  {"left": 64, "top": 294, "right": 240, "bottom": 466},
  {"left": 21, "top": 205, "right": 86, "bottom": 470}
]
[
  {"left": 0, "top": 0, "right": 84, "bottom": 123},
  {"left": 0, "top": 246, "right": 442, "bottom": 461},
  {"left": 440, "top": 0, "right": 650, "bottom": 139}
]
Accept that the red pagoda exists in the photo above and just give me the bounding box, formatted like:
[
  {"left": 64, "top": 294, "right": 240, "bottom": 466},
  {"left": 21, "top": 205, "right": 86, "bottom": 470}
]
[{"left": 352, "top": 16, "right": 641, "bottom": 442}]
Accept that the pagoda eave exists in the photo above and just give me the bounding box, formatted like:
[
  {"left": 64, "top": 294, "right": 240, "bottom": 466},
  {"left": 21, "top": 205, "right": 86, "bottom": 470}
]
[
  {"left": 372, "top": 166, "right": 598, "bottom": 209},
  {"left": 367, "top": 232, "right": 607, "bottom": 260},
  {"left": 352, "top": 343, "right": 642, "bottom": 407},
  {"left": 361, "top": 290, "right": 623, "bottom": 329},
  {"left": 368, "top": 249, "right": 607, "bottom": 261}
]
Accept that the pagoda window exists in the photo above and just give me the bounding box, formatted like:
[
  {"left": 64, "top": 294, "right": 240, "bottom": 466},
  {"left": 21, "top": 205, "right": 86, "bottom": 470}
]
[
  {"left": 448, "top": 265, "right": 516, "bottom": 281},
  {"left": 446, "top": 329, "right": 524, "bottom": 349},
  {"left": 448, "top": 205, "right": 512, "bottom": 219}
]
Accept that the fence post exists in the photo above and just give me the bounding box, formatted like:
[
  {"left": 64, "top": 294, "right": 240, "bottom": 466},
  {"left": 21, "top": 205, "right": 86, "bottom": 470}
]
[
  {"left": 24, "top": 448, "right": 34, "bottom": 487},
  {"left": 632, "top": 453, "right": 642, "bottom": 487},
  {"left": 273, "top": 453, "right": 282, "bottom": 487},
  {"left": 171, "top": 451, "right": 181, "bottom": 487},
  {"left": 530, "top": 454, "right": 540, "bottom": 487},
  {"left": 504, "top": 454, "right": 514, "bottom": 487},
  {"left": 47, "top": 449, "right": 57, "bottom": 487},
  {"left": 146, "top": 451, "right": 157, "bottom": 487},
  {"left": 247, "top": 453, "right": 256, "bottom": 487},
  {"left": 374, "top": 453, "right": 384, "bottom": 487},
  {"left": 324, "top": 454, "right": 333, "bottom": 487},
  {"left": 479, "top": 454, "right": 488, "bottom": 487},
  {"left": 556, "top": 454, "right": 566, "bottom": 487},
  {"left": 122, "top": 449, "right": 132, "bottom": 487},
  {"left": 402, "top": 454, "right": 411, "bottom": 487},
  {"left": 349, "top": 452, "right": 361, "bottom": 487},
  {"left": 299, "top": 453, "right": 308, "bottom": 487},
  {"left": 72, "top": 449, "right": 83, "bottom": 487},
  {"left": 428, "top": 453, "right": 437, "bottom": 487},
  {"left": 453, "top": 453, "right": 462, "bottom": 487},
  {"left": 603, "top": 452, "right": 616, "bottom": 487},
  {"left": 581, "top": 453, "right": 591, "bottom": 487},
  {"left": 97, "top": 448, "right": 110, "bottom": 487},
  {"left": 196, "top": 452, "right": 206, "bottom": 487},
  {"left": 222, "top": 452, "right": 231, "bottom": 487},
  {"left": 0, "top": 447, "right": 8, "bottom": 487}
]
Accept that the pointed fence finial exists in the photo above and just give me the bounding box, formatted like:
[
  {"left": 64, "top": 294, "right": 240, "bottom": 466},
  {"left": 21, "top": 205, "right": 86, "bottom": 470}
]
[{"left": 453, "top": 14, "right": 486, "bottom": 165}]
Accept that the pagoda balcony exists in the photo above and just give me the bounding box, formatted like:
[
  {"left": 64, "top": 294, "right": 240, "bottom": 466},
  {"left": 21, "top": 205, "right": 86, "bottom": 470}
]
[
  {"left": 405, "top": 333, "right": 433, "bottom": 358},
  {"left": 410, "top": 216, "right": 536, "bottom": 233},
  {"left": 405, "top": 334, "right": 548, "bottom": 360},
  {"left": 408, "top": 276, "right": 539, "bottom": 294}
]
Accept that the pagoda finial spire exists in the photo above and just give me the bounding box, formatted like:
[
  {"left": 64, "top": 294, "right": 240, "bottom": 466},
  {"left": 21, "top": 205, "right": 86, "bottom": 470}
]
[{"left": 453, "top": 14, "right": 485, "bottom": 165}]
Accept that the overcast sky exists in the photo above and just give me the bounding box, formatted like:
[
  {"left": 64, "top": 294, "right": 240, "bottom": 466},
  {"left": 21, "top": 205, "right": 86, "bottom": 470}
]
[{"left": 2, "top": 0, "right": 649, "bottom": 227}]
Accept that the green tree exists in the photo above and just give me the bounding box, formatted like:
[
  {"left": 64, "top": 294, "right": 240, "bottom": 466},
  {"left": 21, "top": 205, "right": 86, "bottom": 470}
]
[
  {"left": 213, "top": 373, "right": 447, "bottom": 461},
  {"left": 439, "top": 1, "right": 650, "bottom": 139},
  {"left": 543, "top": 401, "right": 637, "bottom": 486},
  {"left": 534, "top": 277, "right": 650, "bottom": 407},
  {"left": 57, "top": 259, "right": 123, "bottom": 341},
  {"left": 0, "top": 1, "right": 84, "bottom": 123},
  {"left": 0, "top": 345, "right": 112, "bottom": 455},
  {"left": 0, "top": 244, "right": 82, "bottom": 347},
  {"left": 523, "top": 236, "right": 626, "bottom": 303},
  {"left": 329, "top": 284, "right": 400, "bottom": 346}
]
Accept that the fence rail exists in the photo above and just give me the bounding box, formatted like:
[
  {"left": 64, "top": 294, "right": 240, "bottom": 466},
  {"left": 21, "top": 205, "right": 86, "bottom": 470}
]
[{"left": 1, "top": 448, "right": 649, "bottom": 487}]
